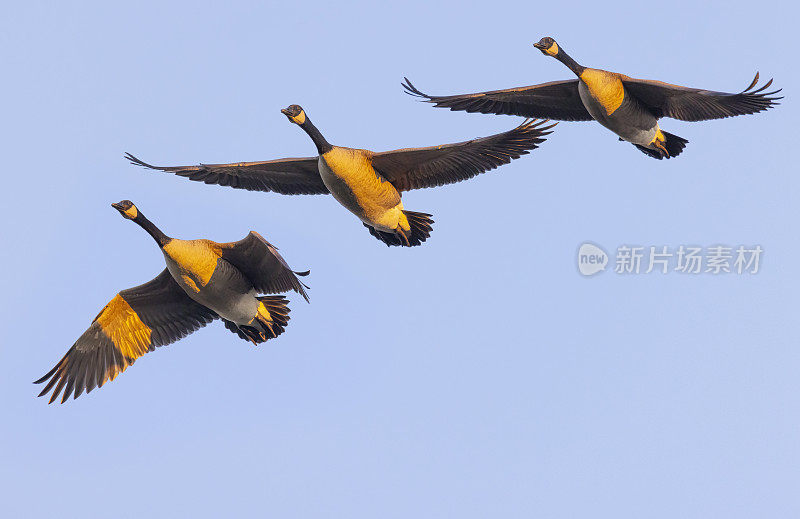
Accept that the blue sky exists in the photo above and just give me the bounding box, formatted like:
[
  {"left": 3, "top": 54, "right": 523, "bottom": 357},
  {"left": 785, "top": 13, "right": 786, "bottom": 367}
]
[{"left": 1, "top": 1, "right": 796, "bottom": 517}]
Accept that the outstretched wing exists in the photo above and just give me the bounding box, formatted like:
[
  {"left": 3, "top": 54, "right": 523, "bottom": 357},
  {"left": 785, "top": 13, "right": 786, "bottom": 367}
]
[
  {"left": 218, "top": 231, "right": 310, "bottom": 302},
  {"left": 125, "top": 153, "right": 329, "bottom": 195},
  {"left": 403, "top": 77, "right": 592, "bottom": 121},
  {"left": 371, "top": 119, "right": 556, "bottom": 192},
  {"left": 34, "top": 270, "right": 217, "bottom": 404},
  {"left": 622, "top": 72, "right": 782, "bottom": 121}
]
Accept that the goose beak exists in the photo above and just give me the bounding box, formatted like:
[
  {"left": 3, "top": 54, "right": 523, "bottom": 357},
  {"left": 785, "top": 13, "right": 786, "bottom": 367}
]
[
  {"left": 280, "top": 108, "right": 291, "bottom": 116},
  {"left": 533, "top": 42, "right": 546, "bottom": 50},
  {"left": 111, "top": 202, "right": 125, "bottom": 211}
]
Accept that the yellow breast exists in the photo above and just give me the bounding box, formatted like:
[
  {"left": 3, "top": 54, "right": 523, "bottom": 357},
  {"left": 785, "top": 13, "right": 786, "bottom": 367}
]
[
  {"left": 162, "top": 239, "right": 222, "bottom": 292},
  {"left": 322, "top": 147, "right": 402, "bottom": 218},
  {"left": 580, "top": 69, "right": 625, "bottom": 116}
]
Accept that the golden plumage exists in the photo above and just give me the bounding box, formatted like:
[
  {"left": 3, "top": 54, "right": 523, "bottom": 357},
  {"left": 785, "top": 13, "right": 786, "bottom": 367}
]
[
  {"left": 162, "top": 239, "right": 222, "bottom": 293},
  {"left": 320, "top": 147, "right": 408, "bottom": 232},
  {"left": 579, "top": 69, "right": 625, "bottom": 116}
]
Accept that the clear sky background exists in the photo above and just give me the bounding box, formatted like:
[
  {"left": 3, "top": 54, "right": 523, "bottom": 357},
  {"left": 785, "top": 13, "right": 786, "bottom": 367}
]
[{"left": 1, "top": 1, "right": 796, "bottom": 517}]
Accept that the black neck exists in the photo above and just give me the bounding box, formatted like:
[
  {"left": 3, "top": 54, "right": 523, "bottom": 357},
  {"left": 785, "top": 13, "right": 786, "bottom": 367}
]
[
  {"left": 300, "top": 118, "right": 332, "bottom": 154},
  {"left": 135, "top": 214, "right": 170, "bottom": 248},
  {"left": 556, "top": 48, "right": 585, "bottom": 76}
]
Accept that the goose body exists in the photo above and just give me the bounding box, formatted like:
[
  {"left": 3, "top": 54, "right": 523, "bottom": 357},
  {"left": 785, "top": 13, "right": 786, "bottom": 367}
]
[
  {"left": 317, "top": 147, "right": 408, "bottom": 234},
  {"left": 34, "top": 201, "right": 310, "bottom": 404},
  {"left": 162, "top": 239, "right": 260, "bottom": 325},
  {"left": 576, "top": 69, "right": 661, "bottom": 146},
  {"left": 403, "top": 37, "right": 781, "bottom": 159},
  {"left": 126, "top": 105, "right": 555, "bottom": 247}
]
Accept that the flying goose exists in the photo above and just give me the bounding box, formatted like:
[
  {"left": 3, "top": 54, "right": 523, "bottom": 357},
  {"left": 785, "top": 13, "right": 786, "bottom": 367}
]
[
  {"left": 35, "top": 200, "right": 309, "bottom": 404},
  {"left": 125, "top": 106, "right": 555, "bottom": 247},
  {"left": 403, "top": 37, "right": 781, "bottom": 159}
]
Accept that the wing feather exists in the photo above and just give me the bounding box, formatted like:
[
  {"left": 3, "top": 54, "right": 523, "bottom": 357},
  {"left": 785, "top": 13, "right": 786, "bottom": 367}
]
[
  {"left": 125, "top": 153, "right": 329, "bottom": 195},
  {"left": 622, "top": 72, "right": 782, "bottom": 121},
  {"left": 218, "top": 232, "right": 310, "bottom": 302},
  {"left": 34, "top": 270, "right": 217, "bottom": 403},
  {"left": 403, "top": 77, "right": 592, "bottom": 121},
  {"left": 371, "top": 119, "right": 556, "bottom": 192}
]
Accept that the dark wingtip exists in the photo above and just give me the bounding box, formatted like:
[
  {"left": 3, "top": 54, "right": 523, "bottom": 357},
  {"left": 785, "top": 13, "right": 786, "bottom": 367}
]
[
  {"left": 402, "top": 77, "right": 429, "bottom": 100},
  {"left": 292, "top": 271, "right": 311, "bottom": 303},
  {"left": 124, "top": 152, "right": 158, "bottom": 170},
  {"left": 743, "top": 72, "right": 760, "bottom": 92},
  {"left": 298, "top": 285, "right": 311, "bottom": 303},
  {"left": 33, "top": 363, "right": 59, "bottom": 385},
  {"left": 741, "top": 73, "right": 782, "bottom": 98}
]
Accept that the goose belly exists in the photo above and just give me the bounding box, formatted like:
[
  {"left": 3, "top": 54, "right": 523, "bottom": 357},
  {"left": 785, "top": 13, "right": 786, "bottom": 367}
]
[
  {"left": 578, "top": 80, "right": 658, "bottom": 145},
  {"left": 318, "top": 151, "right": 404, "bottom": 231},
  {"left": 165, "top": 255, "right": 259, "bottom": 325}
]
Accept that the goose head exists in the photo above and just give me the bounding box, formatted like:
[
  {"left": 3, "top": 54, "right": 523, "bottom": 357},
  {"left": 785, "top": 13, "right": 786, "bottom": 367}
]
[
  {"left": 533, "top": 36, "right": 559, "bottom": 57},
  {"left": 281, "top": 104, "right": 307, "bottom": 125},
  {"left": 112, "top": 199, "right": 139, "bottom": 220}
]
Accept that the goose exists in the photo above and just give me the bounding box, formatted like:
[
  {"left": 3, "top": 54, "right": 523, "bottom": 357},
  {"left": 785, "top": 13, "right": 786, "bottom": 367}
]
[
  {"left": 125, "top": 106, "right": 555, "bottom": 247},
  {"left": 34, "top": 200, "right": 309, "bottom": 404},
  {"left": 402, "top": 37, "right": 781, "bottom": 159}
]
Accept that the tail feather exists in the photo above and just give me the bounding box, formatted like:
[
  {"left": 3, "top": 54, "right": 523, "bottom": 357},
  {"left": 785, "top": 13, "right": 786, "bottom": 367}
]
[
  {"left": 662, "top": 131, "right": 689, "bottom": 158},
  {"left": 633, "top": 131, "right": 689, "bottom": 160},
  {"left": 365, "top": 210, "right": 434, "bottom": 247},
  {"left": 223, "top": 296, "right": 291, "bottom": 344}
]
